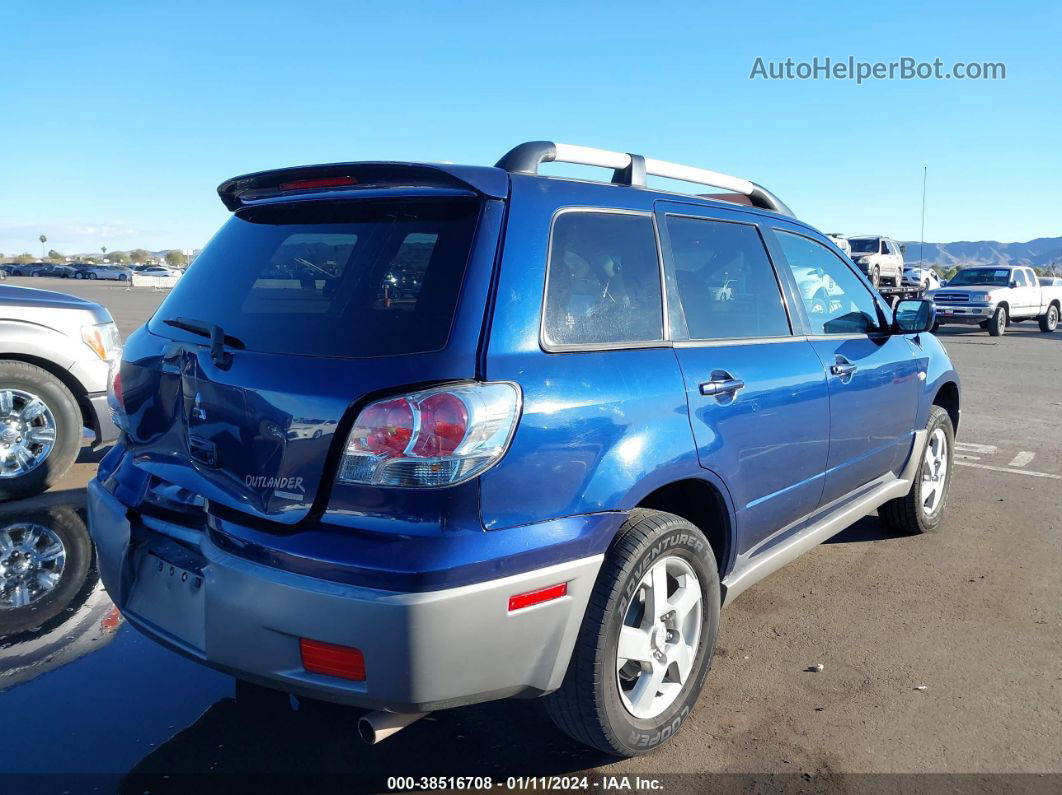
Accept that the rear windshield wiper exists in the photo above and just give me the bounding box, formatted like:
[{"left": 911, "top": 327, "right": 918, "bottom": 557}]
[{"left": 163, "top": 316, "right": 245, "bottom": 368}]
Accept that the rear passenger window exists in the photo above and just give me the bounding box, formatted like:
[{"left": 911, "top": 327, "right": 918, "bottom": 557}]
[
  {"left": 543, "top": 212, "right": 663, "bottom": 347},
  {"left": 665, "top": 216, "right": 790, "bottom": 340}
]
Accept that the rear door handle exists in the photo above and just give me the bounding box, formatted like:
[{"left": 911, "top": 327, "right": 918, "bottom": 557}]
[{"left": 700, "top": 377, "right": 745, "bottom": 396}]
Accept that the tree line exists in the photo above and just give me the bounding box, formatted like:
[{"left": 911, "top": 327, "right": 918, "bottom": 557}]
[{"left": 0, "top": 249, "right": 189, "bottom": 267}]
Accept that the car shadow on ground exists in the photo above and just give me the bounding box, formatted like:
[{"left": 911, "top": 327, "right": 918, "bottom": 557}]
[
  {"left": 121, "top": 683, "right": 612, "bottom": 792},
  {"left": 823, "top": 514, "right": 899, "bottom": 544}
]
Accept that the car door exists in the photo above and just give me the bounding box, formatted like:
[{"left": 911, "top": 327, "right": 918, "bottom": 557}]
[
  {"left": 656, "top": 202, "right": 830, "bottom": 556},
  {"left": 886, "top": 240, "right": 902, "bottom": 281},
  {"left": 1022, "top": 268, "right": 1042, "bottom": 314},
  {"left": 1010, "top": 268, "right": 1034, "bottom": 316},
  {"left": 769, "top": 227, "right": 923, "bottom": 507}
]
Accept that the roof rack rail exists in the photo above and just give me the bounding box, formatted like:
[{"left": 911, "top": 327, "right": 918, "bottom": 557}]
[{"left": 495, "top": 141, "right": 793, "bottom": 217}]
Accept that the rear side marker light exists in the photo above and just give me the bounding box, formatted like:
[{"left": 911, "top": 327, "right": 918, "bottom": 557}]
[
  {"left": 279, "top": 176, "right": 358, "bottom": 191},
  {"left": 300, "top": 638, "right": 366, "bottom": 681},
  {"left": 508, "top": 582, "right": 568, "bottom": 612}
]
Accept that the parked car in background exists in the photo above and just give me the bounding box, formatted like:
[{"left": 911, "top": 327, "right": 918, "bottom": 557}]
[
  {"left": 826, "top": 233, "right": 851, "bottom": 256},
  {"left": 928, "top": 265, "right": 1062, "bottom": 335},
  {"left": 847, "top": 236, "right": 905, "bottom": 287},
  {"left": 0, "top": 284, "right": 121, "bottom": 499},
  {"left": 88, "top": 140, "right": 959, "bottom": 757},
  {"left": 136, "top": 266, "right": 179, "bottom": 277},
  {"left": 902, "top": 266, "right": 941, "bottom": 291},
  {"left": 7, "top": 262, "right": 50, "bottom": 277},
  {"left": 74, "top": 265, "right": 132, "bottom": 281},
  {"left": 35, "top": 263, "right": 78, "bottom": 279}
]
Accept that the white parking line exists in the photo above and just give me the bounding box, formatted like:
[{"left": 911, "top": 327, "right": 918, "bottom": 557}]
[
  {"left": 956, "top": 461, "right": 1062, "bottom": 480},
  {"left": 1007, "top": 451, "right": 1036, "bottom": 468},
  {"left": 955, "top": 442, "right": 998, "bottom": 454}
]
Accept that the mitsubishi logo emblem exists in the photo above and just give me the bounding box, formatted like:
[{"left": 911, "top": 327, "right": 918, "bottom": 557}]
[{"left": 191, "top": 392, "right": 207, "bottom": 421}]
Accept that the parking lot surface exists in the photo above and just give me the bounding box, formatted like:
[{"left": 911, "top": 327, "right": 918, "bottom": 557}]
[{"left": 1, "top": 276, "right": 1059, "bottom": 789}]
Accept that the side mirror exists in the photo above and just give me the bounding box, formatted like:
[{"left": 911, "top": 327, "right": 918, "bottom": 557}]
[
  {"left": 893, "top": 299, "right": 935, "bottom": 334},
  {"left": 899, "top": 243, "right": 907, "bottom": 254}
]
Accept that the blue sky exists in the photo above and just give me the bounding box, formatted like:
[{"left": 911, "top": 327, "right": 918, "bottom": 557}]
[{"left": 1, "top": 0, "right": 1059, "bottom": 255}]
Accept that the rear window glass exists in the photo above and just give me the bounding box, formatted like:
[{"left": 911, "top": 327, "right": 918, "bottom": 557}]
[
  {"left": 543, "top": 212, "right": 663, "bottom": 347},
  {"left": 149, "top": 198, "right": 481, "bottom": 357}
]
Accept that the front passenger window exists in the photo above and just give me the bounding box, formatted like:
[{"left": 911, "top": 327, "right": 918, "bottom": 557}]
[{"left": 777, "top": 231, "right": 881, "bottom": 335}]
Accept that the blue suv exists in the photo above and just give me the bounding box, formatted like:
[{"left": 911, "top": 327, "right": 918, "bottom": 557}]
[{"left": 87, "top": 141, "right": 960, "bottom": 756}]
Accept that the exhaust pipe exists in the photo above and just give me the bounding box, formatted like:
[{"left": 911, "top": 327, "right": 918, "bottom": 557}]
[{"left": 358, "top": 710, "right": 428, "bottom": 744}]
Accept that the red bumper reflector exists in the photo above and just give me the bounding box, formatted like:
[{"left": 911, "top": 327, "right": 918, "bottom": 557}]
[
  {"left": 508, "top": 582, "right": 568, "bottom": 612},
  {"left": 279, "top": 176, "right": 358, "bottom": 191},
  {"left": 300, "top": 638, "right": 366, "bottom": 681}
]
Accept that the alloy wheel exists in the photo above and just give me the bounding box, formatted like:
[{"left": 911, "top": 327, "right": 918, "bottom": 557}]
[
  {"left": 0, "top": 522, "right": 66, "bottom": 609},
  {"left": 615, "top": 555, "right": 703, "bottom": 720},
  {"left": 0, "top": 389, "right": 57, "bottom": 478},
  {"left": 921, "top": 427, "right": 949, "bottom": 517}
]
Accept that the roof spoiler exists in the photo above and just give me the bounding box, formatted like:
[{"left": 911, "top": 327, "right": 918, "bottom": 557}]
[
  {"left": 495, "top": 141, "right": 793, "bottom": 216},
  {"left": 217, "top": 162, "right": 509, "bottom": 210}
]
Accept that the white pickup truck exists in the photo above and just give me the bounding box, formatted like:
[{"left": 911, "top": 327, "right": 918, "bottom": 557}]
[{"left": 927, "top": 264, "right": 1062, "bottom": 336}]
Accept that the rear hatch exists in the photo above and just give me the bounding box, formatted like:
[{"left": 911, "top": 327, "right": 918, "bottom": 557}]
[{"left": 120, "top": 193, "right": 491, "bottom": 524}]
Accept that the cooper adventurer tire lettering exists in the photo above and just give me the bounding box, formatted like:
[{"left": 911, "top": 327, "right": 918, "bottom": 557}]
[
  {"left": 625, "top": 533, "right": 706, "bottom": 599},
  {"left": 629, "top": 705, "right": 690, "bottom": 748},
  {"left": 545, "top": 509, "right": 720, "bottom": 756}
]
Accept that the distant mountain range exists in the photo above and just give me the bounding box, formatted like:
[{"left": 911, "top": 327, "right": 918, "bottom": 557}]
[{"left": 900, "top": 237, "right": 1062, "bottom": 270}]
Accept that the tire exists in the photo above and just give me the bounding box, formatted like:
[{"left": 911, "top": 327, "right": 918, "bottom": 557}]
[
  {"left": 987, "top": 305, "right": 1007, "bottom": 336},
  {"left": 931, "top": 322, "right": 940, "bottom": 333},
  {"left": 0, "top": 361, "right": 81, "bottom": 502},
  {"left": 879, "top": 405, "right": 954, "bottom": 535},
  {"left": 118, "top": 274, "right": 128, "bottom": 281},
  {"left": 544, "top": 509, "right": 719, "bottom": 756},
  {"left": 1039, "top": 304, "right": 1059, "bottom": 333},
  {"left": 0, "top": 506, "right": 92, "bottom": 635},
  {"left": 870, "top": 266, "right": 880, "bottom": 288},
  {"left": 978, "top": 320, "right": 989, "bottom": 329},
  {"left": 87, "top": 272, "right": 97, "bottom": 280},
  {"left": 75, "top": 272, "right": 83, "bottom": 280}
]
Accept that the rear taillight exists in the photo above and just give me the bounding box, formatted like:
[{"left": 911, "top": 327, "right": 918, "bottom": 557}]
[
  {"left": 108, "top": 366, "right": 126, "bottom": 431},
  {"left": 111, "top": 370, "right": 124, "bottom": 408},
  {"left": 338, "top": 382, "right": 520, "bottom": 488}
]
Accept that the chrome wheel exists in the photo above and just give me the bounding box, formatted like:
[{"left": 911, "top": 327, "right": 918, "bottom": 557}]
[
  {"left": 0, "top": 522, "right": 66, "bottom": 608},
  {"left": 616, "top": 555, "right": 702, "bottom": 720},
  {"left": 921, "top": 427, "right": 949, "bottom": 517},
  {"left": 0, "top": 389, "right": 57, "bottom": 478}
]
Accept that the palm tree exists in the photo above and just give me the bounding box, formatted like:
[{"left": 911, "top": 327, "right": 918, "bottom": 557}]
[{"left": 39, "top": 234, "right": 47, "bottom": 259}]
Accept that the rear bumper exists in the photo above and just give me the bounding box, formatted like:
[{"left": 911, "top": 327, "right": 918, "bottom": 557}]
[{"left": 87, "top": 479, "right": 602, "bottom": 712}]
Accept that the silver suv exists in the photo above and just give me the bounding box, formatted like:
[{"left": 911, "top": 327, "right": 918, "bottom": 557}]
[
  {"left": 0, "top": 285, "right": 121, "bottom": 500},
  {"left": 847, "top": 235, "right": 905, "bottom": 287}
]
